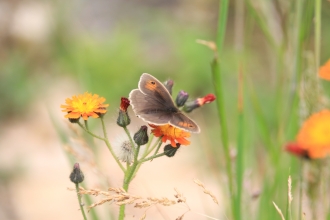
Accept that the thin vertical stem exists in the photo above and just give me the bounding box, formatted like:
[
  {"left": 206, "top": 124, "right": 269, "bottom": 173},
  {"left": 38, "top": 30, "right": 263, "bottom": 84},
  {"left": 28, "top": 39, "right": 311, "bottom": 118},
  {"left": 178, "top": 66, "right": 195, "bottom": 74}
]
[
  {"left": 298, "top": 160, "right": 304, "bottom": 220},
  {"left": 314, "top": 0, "right": 321, "bottom": 72},
  {"left": 235, "top": 66, "right": 244, "bottom": 220},
  {"left": 100, "top": 118, "right": 126, "bottom": 172},
  {"left": 284, "top": 0, "right": 304, "bottom": 139},
  {"left": 216, "top": 0, "right": 229, "bottom": 53},
  {"left": 123, "top": 126, "right": 135, "bottom": 150},
  {"left": 211, "top": 58, "right": 234, "bottom": 214},
  {"left": 76, "top": 183, "right": 88, "bottom": 220}
]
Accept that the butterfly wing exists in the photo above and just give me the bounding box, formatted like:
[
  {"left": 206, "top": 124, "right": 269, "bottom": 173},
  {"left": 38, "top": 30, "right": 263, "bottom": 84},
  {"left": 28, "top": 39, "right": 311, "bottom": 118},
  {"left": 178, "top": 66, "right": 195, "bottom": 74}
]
[
  {"left": 129, "top": 73, "right": 200, "bottom": 133},
  {"left": 170, "top": 112, "right": 200, "bottom": 133},
  {"left": 129, "top": 88, "right": 174, "bottom": 125},
  {"left": 138, "top": 73, "right": 176, "bottom": 107}
]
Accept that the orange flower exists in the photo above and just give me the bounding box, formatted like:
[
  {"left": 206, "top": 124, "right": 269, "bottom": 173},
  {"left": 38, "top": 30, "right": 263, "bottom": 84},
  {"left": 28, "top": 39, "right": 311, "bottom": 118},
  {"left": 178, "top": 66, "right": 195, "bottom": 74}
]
[
  {"left": 61, "top": 92, "right": 109, "bottom": 120},
  {"left": 286, "top": 110, "right": 330, "bottom": 159},
  {"left": 319, "top": 59, "right": 330, "bottom": 80},
  {"left": 150, "top": 124, "right": 191, "bottom": 147}
]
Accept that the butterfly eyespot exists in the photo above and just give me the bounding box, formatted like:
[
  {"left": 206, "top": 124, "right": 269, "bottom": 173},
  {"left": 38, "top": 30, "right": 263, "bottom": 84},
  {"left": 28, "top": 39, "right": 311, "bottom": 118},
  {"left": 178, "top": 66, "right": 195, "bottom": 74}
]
[{"left": 151, "top": 81, "right": 156, "bottom": 85}]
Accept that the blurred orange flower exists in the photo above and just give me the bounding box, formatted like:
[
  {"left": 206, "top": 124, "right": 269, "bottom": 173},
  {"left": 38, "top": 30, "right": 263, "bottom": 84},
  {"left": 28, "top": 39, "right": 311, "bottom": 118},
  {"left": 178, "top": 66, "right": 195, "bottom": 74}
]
[
  {"left": 319, "top": 59, "right": 330, "bottom": 80},
  {"left": 285, "top": 110, "right": 330, "bottom": 159},
  {"left": 150, "top": 124, "right": 191, "bottom": 147},
  {"left": 61, "top": 92, "right": 109, "bottom": 120}
]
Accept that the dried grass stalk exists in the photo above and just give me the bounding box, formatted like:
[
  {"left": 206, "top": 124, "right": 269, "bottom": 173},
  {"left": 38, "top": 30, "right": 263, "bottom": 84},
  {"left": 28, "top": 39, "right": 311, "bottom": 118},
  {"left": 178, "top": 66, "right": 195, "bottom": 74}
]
[{"left": 193, "top": 179, "right": 219, "bottom": 205}]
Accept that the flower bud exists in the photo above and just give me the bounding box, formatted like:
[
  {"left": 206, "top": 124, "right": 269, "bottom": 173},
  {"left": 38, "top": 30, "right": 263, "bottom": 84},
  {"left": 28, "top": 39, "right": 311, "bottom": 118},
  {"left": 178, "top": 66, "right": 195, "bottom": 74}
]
[
  {"left": 117, "top": 97, "right": 131, "bottom": 127},
  {"left": 183, "top": 100, "right": 199, "bottom": 113},
  {"left": 183, "top": 94, "right": 216, "bottom": 113},
  {"left": 164, "top": 143, "right": 181, "bottom": 157},
  {"left": 120, "top": 97, "right": 130, "bottom": 112},
  {"left": 285, "top": 143, "right": 310, "bottom": 159},
  {"left": 70, "top": 163, "right": 84, "bottom": 184},
  {"left": 163, "top": 79, "right": 174, "bottom": 95},
  {"left": 68, "top": 115, "right": 80, "bottom": 123},
  {"left": 175, "top": 90, "right": 189, "bottom": 107},
  {"left": 134, "top": 125, "right": 149, "bottom": 146},
  {"left": 96, "top": 107, "right": 107, "bottom": 118}
]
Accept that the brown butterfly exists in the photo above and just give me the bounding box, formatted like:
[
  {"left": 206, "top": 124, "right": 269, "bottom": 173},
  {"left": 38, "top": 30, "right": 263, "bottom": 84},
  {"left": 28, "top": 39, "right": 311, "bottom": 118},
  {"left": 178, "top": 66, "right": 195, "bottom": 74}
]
[{"left": 129, "top": 73, "right": 200, "bottom": 133}]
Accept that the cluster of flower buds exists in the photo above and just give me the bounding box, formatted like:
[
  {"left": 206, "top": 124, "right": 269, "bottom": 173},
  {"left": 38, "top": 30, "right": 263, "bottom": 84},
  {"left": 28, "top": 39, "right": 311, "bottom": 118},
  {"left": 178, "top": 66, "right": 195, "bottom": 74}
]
[
  {"left": 164, "top": 78, "right": 216, "bottom": 112},
  {"left": 116, "top": 99, "right": 150, "bottom": 163},
  {"left": 117, "top": 97, "right": 131, "bottom": 127}
]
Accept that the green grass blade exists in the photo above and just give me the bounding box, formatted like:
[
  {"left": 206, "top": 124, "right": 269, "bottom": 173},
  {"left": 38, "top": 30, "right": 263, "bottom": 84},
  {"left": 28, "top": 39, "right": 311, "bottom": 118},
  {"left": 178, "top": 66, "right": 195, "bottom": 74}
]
[{"left": 235, "top": 68, "right": 244, "bottom": 220}]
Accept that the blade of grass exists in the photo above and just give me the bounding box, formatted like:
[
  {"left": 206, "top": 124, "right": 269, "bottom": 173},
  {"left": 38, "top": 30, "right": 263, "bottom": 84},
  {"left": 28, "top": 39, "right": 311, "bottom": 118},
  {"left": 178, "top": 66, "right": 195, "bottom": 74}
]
[
  {"left": 283, "top": 0, "right": 305, "bottom": 139},
  {"left": 211, "top": 56, "right": 234, "bottom": 203},
  {"left": 216, "top": 0, "right": 229, "bottom": 53},
  {"left": 214, "top": 0, "right": 235, "bottom": 218},
  {"left": 245, "top": 0, "right": 277, "bottom": 50},
  {"left": 235, "top": 65, "right": 244, "bottom": 220}
]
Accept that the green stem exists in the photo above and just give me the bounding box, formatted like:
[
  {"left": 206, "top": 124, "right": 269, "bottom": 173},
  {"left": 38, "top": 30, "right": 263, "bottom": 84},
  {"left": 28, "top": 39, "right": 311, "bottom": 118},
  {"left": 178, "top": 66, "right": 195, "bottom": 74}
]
[
  {"left": 144, "top": 133, "right": 154, "bottom": 155},
  {"left": 284, "top": 0, "right": 304, "bottom": 139},
  {"left": 314, "top": 0, "right": 321, "bottom": 72},
  {"left": 84, "top": 120, "right": 89, "bottom": 131},
  {"left": 153, "top": 138, "right": 163, "bottom": 156},
  {"left": 214, "top": 1, "right": 234, "bottom": 218},
  {"left": 100, "top": 118, "right": 126, "bottom": 172},
  {"left": 235, "top": 69, "right": 244, "bottom": 220},
  {"left": 76, "top": 183, "right": 87, "bottom": 220},
  {"left": 78, "top": 121, "right": 105, "bottom": 140},
  {"left": 298, "top": 160, "right": 303, "bottom": 220},
  {"left": 118, "top": 145, "right": 141, "bottom": 220},
  {"left": 132, "top": 138, "right": 162, "bottom": 178},
  {"left": 125, "top": 145, "right": 141, "bottom": 183},
  {"left": 211, "top": 58, "right": 234, "bottom": 205},
  {"left": 144, "top": 137, "right": 162, "bottom": 158},
  {"left": 123, "top": 126, "right": 135, "bottom": 150},
  {"left": 140, "top": 152, "right": 166, "bottom": 163},
  {"left": 216, "top": 0, "right": 229, "bottom": 53},
  {"left": 118, "top": 180, "right": 128, "bottom": 220},
  {"left": 78, "top": 120, "right": 126, "bottom": 172}
]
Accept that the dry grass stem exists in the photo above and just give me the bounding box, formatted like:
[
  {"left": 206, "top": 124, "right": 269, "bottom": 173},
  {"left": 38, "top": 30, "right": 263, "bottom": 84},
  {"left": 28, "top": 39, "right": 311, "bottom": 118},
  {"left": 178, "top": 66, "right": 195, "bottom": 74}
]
[
  {"left": 288, "top": 175, "right": 293, "bottom": 203},
  {"left": 193, "top": 179, "right": 219, "bottom": 205},
  {"left": 174, "top": 188, "right": 186, "bottom": 203},
  {"left": 272, "top": 201, "right": 285, "bottom": 220},
  {"left": 139, "top": 212, "right": 146, "bottom": 220},
  {"left": 176, "top": 213, "right": 185, "bottom": 220},
  {"left": 68, "top": 186, "right": 142, "bottom": 210},
  {"left": 196, "top": 39, "right": 217, "bottom": 53},
  {"left": 135, "top": 197, "right": 176, "bottom": 208}
]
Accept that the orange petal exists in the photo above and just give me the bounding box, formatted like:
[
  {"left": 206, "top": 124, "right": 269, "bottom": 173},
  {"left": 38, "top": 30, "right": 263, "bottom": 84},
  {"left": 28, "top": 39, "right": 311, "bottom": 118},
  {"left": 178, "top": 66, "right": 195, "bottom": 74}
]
[{"left": 176, "top": 137, "right": 190, "bottom": 146}]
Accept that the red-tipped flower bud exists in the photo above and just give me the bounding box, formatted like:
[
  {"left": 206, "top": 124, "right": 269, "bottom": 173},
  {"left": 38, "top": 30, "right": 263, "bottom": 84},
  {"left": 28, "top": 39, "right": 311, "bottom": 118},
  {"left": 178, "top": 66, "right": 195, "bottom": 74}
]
[
  {"left": 285, "top": 143, "right": 310, "bottom": 159},
  {"left": 120, "top": 97, "right": 130, "bottom": 112},
  {"left": 117, "top": 97, "right": 131, "bottom": 127},
  {"left": 183, "top": 94, "right": 216, "bottom": 113}
]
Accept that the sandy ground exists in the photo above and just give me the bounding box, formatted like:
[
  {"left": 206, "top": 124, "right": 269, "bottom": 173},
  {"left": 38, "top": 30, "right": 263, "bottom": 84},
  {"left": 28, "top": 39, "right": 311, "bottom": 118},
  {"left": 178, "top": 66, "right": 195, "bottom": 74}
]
[{"left": 0, "top": 78, "right": 224, "bottom": 220}]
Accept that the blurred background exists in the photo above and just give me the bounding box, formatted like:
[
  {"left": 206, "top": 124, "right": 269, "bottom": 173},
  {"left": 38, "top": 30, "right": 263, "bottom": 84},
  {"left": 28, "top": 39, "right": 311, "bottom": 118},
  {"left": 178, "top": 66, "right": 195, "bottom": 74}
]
[{"left": 1, "top": 0, "right": 330, "bottom": 219}]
